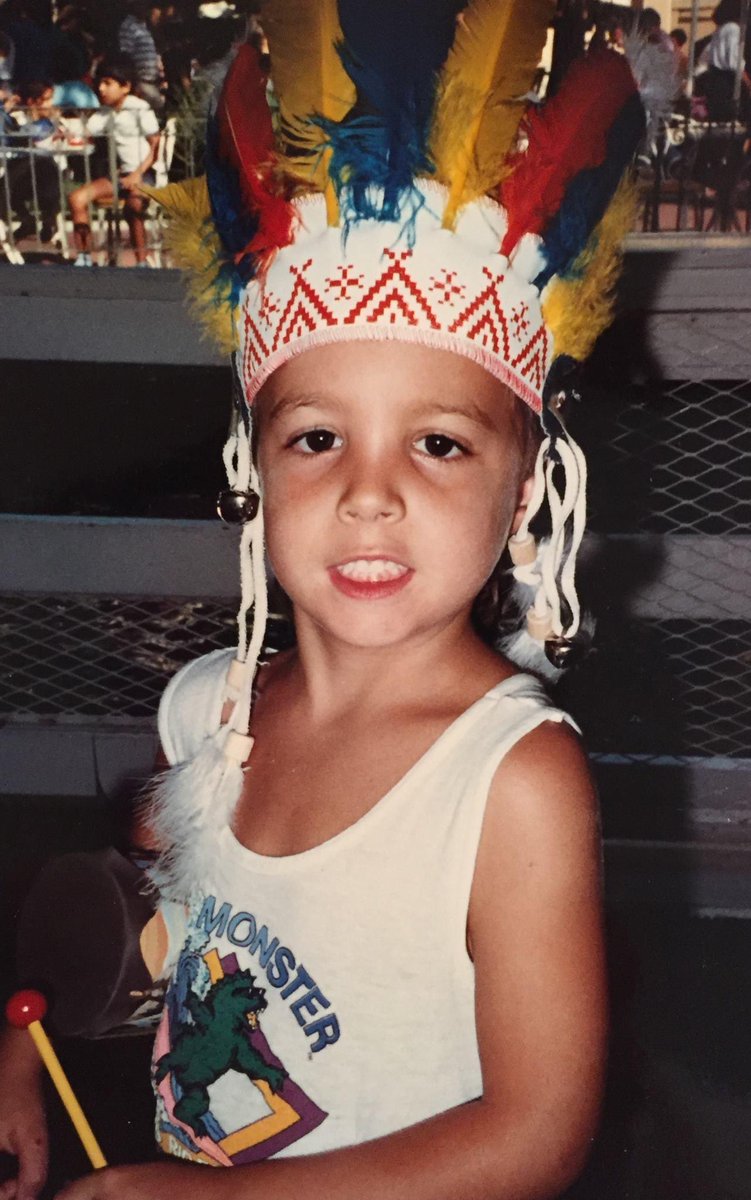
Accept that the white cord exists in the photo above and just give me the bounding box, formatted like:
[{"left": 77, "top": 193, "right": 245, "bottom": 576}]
[
  {"left": 236, "top": 520, "right": 255, "bottom": 662},
  {"left": 222, "top": 421, "right": 240, "bottom": 490},
  {"left": 540, "top": 439, "right": 578, "bottom": 634},
  {"left": 516, "top": 427, "right": 586, "bottom": 643},
  {"left": 557, "top": 434, "right": 588, "bottom": 638}
]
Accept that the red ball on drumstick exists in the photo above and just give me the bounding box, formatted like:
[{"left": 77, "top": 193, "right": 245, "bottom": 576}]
[{"left": 6, "top": 990, "right": 107, "bottom": 1170}]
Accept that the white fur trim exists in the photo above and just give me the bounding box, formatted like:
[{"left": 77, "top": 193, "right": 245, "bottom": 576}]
[
  {"left": 145, "top": 726, "right": 244, "bottom": 903},
  {"left": 501, "top": 628, "right": 564, "bottom": 683}
]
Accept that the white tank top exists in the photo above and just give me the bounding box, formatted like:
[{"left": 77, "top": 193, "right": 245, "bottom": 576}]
[{"left": 152, "top": 649, "right": 577, "bottom": 1166}]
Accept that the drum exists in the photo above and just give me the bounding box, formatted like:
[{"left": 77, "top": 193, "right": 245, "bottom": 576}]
[{"left": 17, "top": 847, "right": 184, "bottom": 1037}]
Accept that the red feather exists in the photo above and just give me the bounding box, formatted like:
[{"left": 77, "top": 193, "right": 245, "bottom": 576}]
[
  {"left": 500, "top": 50, "right": 637, "bottom": 258},
  {"left": 217, "top": 44, "right": 295, "bottom": 266}
]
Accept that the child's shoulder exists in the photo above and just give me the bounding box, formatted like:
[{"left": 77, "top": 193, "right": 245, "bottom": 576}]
[
  {"left": 120, "top": 95, "right": 152, "bottom": 112},
  {"left": 494, "top": 711, "right": 589, "bottom": 797},
  {"left": 455, "top": 663, "right": 579, "bottom": 764}
]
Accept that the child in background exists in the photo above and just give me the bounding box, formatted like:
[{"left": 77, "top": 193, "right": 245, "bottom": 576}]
[
  {"left": 67, "top": 58, "right": 159, "bottom": 267},
  {"left": 2, "top": 79, "right": 60, "bottom": 242},
  {"left": 0, "top": 4, "right": 674, "bottom": 1198}
]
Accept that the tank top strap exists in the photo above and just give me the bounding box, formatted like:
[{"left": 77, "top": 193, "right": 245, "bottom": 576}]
[
  {"left": 421, "top": 671, "right": 579, "bottom": 785},
  {"left": 157, "top": 648, "right": 234, "bottom": 765},
  {"left": 468, "top": 671, "right": 580, "bottom": 789}
]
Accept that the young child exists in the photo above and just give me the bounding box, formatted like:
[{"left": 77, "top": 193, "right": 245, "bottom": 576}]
[
  {"left": 2, "top": 79, "right": 60, "bottom": 242},
  {"left": 67, "top": 58, "right": 159, "bottom": 267},
  {"left": 0, "top": 5, "right": 674, "bottom": 1198}
]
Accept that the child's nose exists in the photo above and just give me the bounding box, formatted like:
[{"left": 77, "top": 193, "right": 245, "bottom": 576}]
[{"left": 337, "top": 456, "right": 406, "bottom": 523}]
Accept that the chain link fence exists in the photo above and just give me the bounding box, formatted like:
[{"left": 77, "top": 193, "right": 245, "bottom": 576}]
[{"left": 558, "top": 373, "right": 751, "bottom": 763}]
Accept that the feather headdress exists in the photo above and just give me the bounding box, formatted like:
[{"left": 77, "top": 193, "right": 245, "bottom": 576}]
[
  {"left": 431, "top": 0, "right": 554, "bottom": 227},
  {"left": 322, "top": 0, "right": 465, "bottom": 227},
  {"left": 142, "top": 175, "right": 237, "bottom": 353},
  {"left": 500, "top": 50, "right": 638, "bottom": 258},
  {"left": 542, "top": 174, "right": 638, "bottom": 362},
  {"left": 261, "top": 0, "right": 356, "bottom": 222},
  {"left": 212, "top": 42, "right": 295, "bottom": 268}
]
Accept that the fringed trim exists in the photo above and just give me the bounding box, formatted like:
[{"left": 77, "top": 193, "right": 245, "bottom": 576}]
[{"left": 242, "top": 322, "right": 544, "bottom": 413}]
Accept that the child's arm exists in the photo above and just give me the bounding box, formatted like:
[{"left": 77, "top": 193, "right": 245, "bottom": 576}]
[
  {"left": 0, "top": 1026, "right": 48, "bottom": 1200},
  {"left": 120, "top": 134, "right": 159, "bottom": 191},
  {"left": 54, "top": 721, "right": 605, "bottom": 1200}
]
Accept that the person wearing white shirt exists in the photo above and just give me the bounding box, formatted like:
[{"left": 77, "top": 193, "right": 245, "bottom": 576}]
[
  {"left": 695, "top": 0, "right": 749, "bottom": 120},
  {"left": 67, "top": 58, "right": 159, "bottom": 267}
]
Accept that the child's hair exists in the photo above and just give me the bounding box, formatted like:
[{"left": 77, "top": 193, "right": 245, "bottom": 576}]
[
  {"left": 471, "top": 400, "right": 542, "bottom": 648},
  {"left": 19, "top": 79, "right": 53, "bottom": 105},
  {"left": 713, "top": 0, "right": 742, "bottom": 24},
  {"left": 639, "top": 8, "right": 663, "bottom": 33},
  {"left": 96, "top": 57, "right": 135, "bottom": 89}
]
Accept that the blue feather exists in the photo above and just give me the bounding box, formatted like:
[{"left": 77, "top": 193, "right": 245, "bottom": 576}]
[
  {"left": 319, "top": 0, "right": 466, "bottom": 230},
  {"left": 535, "top": 92, "right": 646, "bottom": 288},
  {"left": 204, "top": 111, "right": 259, "bottom": 289}
]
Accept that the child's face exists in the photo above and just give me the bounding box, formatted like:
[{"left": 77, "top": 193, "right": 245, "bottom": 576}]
[
  {"left": 29, "top": 87, "right": 54, "bottom": 117},
  {"left": 256, "top": 341, "right": 532, "bottom": 652},
  {"left": 98, "top": 77, "right": 130, "bottom": 108}
]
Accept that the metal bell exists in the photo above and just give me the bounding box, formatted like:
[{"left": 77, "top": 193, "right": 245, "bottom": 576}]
[
  {"left": 216, "top": 489, "right": 260, "bottom": 524},
  {"left": 544, "top": 635, "right": 585, "bottom": 671}
]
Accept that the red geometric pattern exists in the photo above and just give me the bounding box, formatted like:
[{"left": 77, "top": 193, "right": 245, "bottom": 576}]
[
  {"left": 243, "top": 309, "right": 271, "bottom": 379},
  {"left": 511, "top": 303, "right": 530, "bottom": 340},
  {"left": 239, "top": 195, "right": 554, "bottom": 413},
  {"left": 272, "top": 258, "right": 338, "bottom": 352},
  {"left": 258, "top": 291, "right": 280, "bottom": 327},
  {"left": 429, "top": 269, "right": 465, "bottom": 306},
  {"left": 343, "top": 250, "right": 440, "bottom": 330},
  {"left": 325, "top": 264, "right": 365, "bottom": 300},
  {"left": 511, "top": 324, "right": 551, "bottom": 392},
  {"left": 448, "top": 267, "right": 511, "bottom": 361}
]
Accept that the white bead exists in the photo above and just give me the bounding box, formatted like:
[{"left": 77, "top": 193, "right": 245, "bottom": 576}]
[
  {"left": 526, "top": 608, "right": 554, "bottom": 641},
  {"left": 227, "top": 658, "right": 246, "bottom": 689},
  {"left": 224, "top": 731, "right": 254, "bottom": 763},
  {"left": 508, "top": 533, "right": 537, "bottom": 566}
]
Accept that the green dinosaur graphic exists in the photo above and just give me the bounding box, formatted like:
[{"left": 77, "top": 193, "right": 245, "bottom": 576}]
[{"left": 155, "top": 969, "right": 288, "bottom": 1138}]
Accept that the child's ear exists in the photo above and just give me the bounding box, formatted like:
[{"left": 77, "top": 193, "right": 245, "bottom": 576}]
[{"left": 510, "top": 472, "right": 535, "bottom": 537}]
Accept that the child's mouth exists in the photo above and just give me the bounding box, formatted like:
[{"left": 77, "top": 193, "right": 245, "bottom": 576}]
[{"left": 329, "top": 558, "right": 413, "bottom": 599}]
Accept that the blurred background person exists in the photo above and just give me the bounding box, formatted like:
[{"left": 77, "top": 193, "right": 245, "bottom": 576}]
[
  {"left": 2, "top": 0, "right": 55, "bottom": 87},
  {"left": 0, "top": 30, "right": 16, "bottom": 90},
  {"left": 695, "top": 0, "right": 748, "bottom": 121},
  {"left": 118, "top": 0, "right": 166, "bottom": 116},
  {"left": 1, "top": 77, "right": 61, "bottom": 241},
  {"left": 67, "top": 57, "right": 159, "bottom": 267},
  {"left": 670, "top": 27, "right": 690, "bottom": 93},
  {"left": 637, "top": 7, "right": 675, "bottom": 53}
]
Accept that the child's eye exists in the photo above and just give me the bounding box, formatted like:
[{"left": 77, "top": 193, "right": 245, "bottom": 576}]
[
  {"left": 415, "top": 434, "right": 467, "bottom": 459},
  {"left": 291, "top": 429, "right": 341, "bottom": 454}
]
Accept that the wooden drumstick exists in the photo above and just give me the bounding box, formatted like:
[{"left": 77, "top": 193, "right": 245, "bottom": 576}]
[{"left": 5, "top": 990, "right": 107, "bottom": 1169}]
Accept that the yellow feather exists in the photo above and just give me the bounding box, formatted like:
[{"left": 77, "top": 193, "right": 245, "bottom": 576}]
[
  {"left": 142, "top": 177, "right": 237, "bottom": 355},
  {"left": 262, "top": 0, "right": 356, "bottom": 222},
  {"left": 542, "top": 177, "right": 637, "bottom": 363},
  {"left": 431, "top": 0, "right": 554, "bottom": 228}
]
